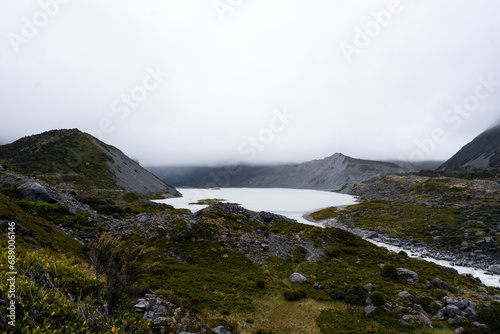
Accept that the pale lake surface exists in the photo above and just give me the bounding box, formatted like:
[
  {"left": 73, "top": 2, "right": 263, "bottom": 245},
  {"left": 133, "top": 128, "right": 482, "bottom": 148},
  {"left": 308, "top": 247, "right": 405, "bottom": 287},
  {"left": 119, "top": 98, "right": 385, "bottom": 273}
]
[
  {"left": 153, "top": 187, "right": 358, "bottom": 225},
  {"left": 153, "top": 187, "right": 500, "bottom": 287}
]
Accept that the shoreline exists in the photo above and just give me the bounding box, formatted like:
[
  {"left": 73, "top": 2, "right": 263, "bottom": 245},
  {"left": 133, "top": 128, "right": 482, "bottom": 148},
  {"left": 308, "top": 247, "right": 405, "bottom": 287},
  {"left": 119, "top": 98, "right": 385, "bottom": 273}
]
[{"left": 308, "top": 215, "right": 500, "bottom": 288}]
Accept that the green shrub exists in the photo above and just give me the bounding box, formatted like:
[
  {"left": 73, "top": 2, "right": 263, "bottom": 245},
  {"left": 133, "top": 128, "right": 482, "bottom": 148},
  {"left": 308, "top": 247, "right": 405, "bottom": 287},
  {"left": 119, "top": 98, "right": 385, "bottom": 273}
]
[
  {"left": 345, "top": 285, "right": 368, "bottom": 306},
  {"left": 283, "top": 288, "right": 307, "bottom": 301},
  {"left": 291, "top": 245, "right": 308, "bottom": 263},
  {"left": 325, "top": 246, "right": 341, "bottom": 258},
  {"left": 477, "top": 301, "right": 500, "bottom": 333},
  {"left": 370, "top": 291, "right": 386, "bottom": 306},
  {"left": 329, "top": 289, "right": 345, "bottom": 301},
  {"left": 381, "top": 265, "right": 398, "bottom": 280},
  {"left": 428, "top": 302, "right": 440, "bottom": 315},
  {"left": 256, "top": 279, "right": 266, "bottom": 289},
  {"left": 123, "top": 192, "right": 140, "bottom": 202},
  {"left": 0, "top": 185, "right": 23, "bottom": 199},
  {"left": 22, "top": 200, "right": 70, "bottom": 220},
  {"left": 434, "top": 290, "right": 448, "bottom": 300},
  {"left": 88, "top": 233, "right": 156, "bottom": 311},
  {"left": 413, "top": 296, "right": 438, "bottom": 315}
]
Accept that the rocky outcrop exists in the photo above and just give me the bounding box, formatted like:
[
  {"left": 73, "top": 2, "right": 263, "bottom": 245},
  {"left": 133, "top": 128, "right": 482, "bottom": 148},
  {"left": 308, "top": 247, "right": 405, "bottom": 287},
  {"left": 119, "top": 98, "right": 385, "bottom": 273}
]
[
  {"left": 0, "top": 173, "right": 96, "bottom": 216},
  {"left": 133, "top": 292, "right": 228, "bottom": 333}
]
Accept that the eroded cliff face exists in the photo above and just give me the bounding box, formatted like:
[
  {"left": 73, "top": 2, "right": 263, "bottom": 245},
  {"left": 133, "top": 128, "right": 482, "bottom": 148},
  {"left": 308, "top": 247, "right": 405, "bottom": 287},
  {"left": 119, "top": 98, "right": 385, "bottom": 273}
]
[{"left": 92, "top": 139, "right": 180, "bottom": 197}]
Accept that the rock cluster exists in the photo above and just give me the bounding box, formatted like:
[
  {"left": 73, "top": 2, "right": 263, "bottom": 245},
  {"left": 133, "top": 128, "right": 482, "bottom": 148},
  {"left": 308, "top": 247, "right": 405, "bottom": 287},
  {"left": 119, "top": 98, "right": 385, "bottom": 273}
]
[
  {"left": 324, "top": 219, "right": 500, "bottom": 273},
  {"left": 133, "top": 293, "right": 230, "bottom": 334}
]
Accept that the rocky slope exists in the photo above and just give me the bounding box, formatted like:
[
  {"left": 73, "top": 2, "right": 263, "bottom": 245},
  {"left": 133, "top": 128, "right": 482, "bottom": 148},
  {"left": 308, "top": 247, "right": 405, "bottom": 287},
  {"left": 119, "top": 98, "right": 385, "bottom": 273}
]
[
  {"left": 0, "top": 129, "right": 179, "bottom": 197},
  {"left": 2, "top": 165, "right": 500, "bottom": 332},
  {"left": 149, "top": 153, "right": 405, "bottom": 193},
  {"left": 312, "top": 172, "right": 500, "bottom": 273},
  {"left": 438, "top": 122, "right": 500, "bottom": 171}
]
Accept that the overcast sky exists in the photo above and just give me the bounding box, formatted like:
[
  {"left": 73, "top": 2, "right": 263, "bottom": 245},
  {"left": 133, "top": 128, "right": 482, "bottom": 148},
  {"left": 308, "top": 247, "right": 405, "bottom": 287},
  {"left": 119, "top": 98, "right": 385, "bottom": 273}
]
[{"left": 1, "top": 0, "right": 500, "bottom": 166}]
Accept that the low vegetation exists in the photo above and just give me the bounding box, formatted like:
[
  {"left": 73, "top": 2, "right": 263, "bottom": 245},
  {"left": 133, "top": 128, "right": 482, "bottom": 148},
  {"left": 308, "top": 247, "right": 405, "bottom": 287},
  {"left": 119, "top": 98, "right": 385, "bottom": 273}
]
[{"left": 1, "top": 150, "right": 499, "bottom": 333}]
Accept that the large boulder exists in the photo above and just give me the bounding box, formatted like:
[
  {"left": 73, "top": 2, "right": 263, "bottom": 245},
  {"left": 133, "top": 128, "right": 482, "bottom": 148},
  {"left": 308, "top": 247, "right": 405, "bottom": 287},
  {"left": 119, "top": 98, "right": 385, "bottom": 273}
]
[
  {"left": 365, "top": 305, "right": 378, "bottom": 316},
  {"left": 488, "top": 265, "right": 500, "bottom": 275},
  {"left": 398, "top": 291, "right": 413, "bottom": 299},
  {"left": 397, "top": 268, "right": 420, "bottom": 283},
  {"left": 432, "top": 278, "right": 450, "bottom": 290},
  {"left": 18, "top": 181, "right": 51, "bottom": 202},
  {"left": 289, "top": 273, "right": 308, "bottom": 284},
  {"left": 446, "top": 304, "right": 462, "bottom": 318}
]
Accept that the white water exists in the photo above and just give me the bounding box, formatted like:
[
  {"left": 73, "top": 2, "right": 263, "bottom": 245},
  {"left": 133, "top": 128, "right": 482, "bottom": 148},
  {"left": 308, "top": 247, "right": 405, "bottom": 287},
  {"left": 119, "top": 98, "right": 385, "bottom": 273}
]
[
  {"left": 153, "top": 187, "right": 358, "bottom": 225},
  {"left": 368, "top": 240, "right": 500, "bottom": 288},
  {"left": 154, "top": 188, "right": 499, "bottom": 288}
]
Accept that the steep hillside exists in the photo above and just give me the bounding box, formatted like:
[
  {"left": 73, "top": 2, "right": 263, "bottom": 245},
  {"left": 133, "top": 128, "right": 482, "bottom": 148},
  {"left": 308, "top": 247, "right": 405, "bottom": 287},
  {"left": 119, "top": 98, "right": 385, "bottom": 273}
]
[
  {"left": 438, "top": 123, "right": 500, "bottom": 171},
  {"left": 149, "top": 153, "right": 405, "bottom": 193},
  {"left": 0, "top": 129, "right": 180, "bottom": 197}
]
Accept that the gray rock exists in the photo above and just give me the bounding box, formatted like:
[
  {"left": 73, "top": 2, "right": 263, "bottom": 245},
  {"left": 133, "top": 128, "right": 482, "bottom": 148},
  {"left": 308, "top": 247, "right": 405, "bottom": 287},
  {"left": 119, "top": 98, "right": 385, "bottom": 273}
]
[
  {"left": 446, "top": 304, "right": 462, "bottom": 318},
  {"left": 488, "top": 265, "right": 500, "bottom": 275},
  {"left": 454, "top": 327, "right": 464, "bottom": 333},
  {"left": 478, "top": 287, "right": 489, "bottom": 294},
  {"left": 398, "top": 291, "right": 413, "bottom": 299},
  {"left": 442, "top": 296, "right": 456, "bottom": 306},
  {"left": 152, "top": 317, "right": 167, "bottom": 325},
  {"left": 432, "top": 309, "right": 445, "bottom": 320},
  {"left": 212, "top": 326, "right": 232, "bottom": 334},
  {"left": 384, "top": 303, "right": 393, "bottom": 310},
  {"left": 363, "top": 283, "right": 374, "bottom": 293},
  {"left": 420, "top": 312, "right": 433, "bottom": 328},
  {"left": 432, "top": 278, "right": 450, "bottom": 290},
  {"left": 134, "top": 300, "right": 150, "bottom": 310},
  {"left": 472, "top": 322, "right": 489, "bottom": 330},
  {"left": 455, "top": 300, "right": 468, "bottom": 310},
  {"left": 289, "top": 273, "right": 308, "bottom": 284},
  {"left": 462, "top": 307, "right": 477, "bottom": 321},
  {"left": 399, "top": 319, "right": 410, "bottom": 326},
  {"left": 397, "top": 268, "right": 420, "bottom": 282},
  {"left": 364, "top": 305, "right": 378, "bottom": 316},
  {"left": 18, "top": 181, "right": 51, "bottom": 202}
]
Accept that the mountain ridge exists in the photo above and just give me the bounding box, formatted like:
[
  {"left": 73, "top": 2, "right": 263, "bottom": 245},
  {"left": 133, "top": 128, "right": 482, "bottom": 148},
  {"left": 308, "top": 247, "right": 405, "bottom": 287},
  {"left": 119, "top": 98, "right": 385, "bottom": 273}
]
[
  {"left": 0, "top": 129, "right": 179, "bottom": 197},
  {"left": 438, "top": 123, "right": 500, "bottom": 171},
  {"left": 149, "top": 152, "right": 406, "bottom": 193}
]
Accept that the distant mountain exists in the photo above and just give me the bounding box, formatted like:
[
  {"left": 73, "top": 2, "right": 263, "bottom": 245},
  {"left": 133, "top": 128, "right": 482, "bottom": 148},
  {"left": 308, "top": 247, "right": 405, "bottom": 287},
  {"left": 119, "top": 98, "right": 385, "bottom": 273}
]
[
  {"left": 0, "top": 129, "right": 179, "bottom": 197},
  {"left": 148, "top": 153, "right": 406, "bottom": 193},
  {"left": 438, "top": 123, "right": 500, "bottom": 171}
]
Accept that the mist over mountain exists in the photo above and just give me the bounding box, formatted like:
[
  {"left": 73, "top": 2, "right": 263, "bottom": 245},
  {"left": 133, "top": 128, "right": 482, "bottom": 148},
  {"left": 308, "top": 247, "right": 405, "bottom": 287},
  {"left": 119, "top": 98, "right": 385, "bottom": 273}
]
[
  {"left": 149, "top": 153, "right": 407, "bottom": 193},
  {"left": 438, "top": 122, "right": 500, "bottom": 171}
]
